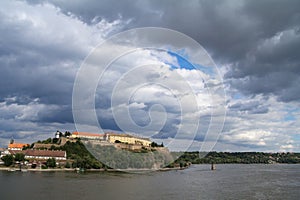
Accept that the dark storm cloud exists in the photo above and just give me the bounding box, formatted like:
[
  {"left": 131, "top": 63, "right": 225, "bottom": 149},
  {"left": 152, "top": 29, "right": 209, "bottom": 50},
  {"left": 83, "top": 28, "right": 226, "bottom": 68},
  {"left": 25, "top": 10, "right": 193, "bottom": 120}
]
[
  {"left": 28, "top": 0, "right": 300, "bottom": 103},
  {"left": 0, "top": 62, "right": 75, "bottom": 106},
  {"left": 27, "top": 0, "right": 162, "bottom": 26},
  {"left": 1, "top": 0, "right": 299, "bottom": 150},
  {"left": 0, "top": 0, "right": 103, "bottom": 131},
  {"left": 0, "top": 1, "right": 88, "bottom": 142},
  {"left": 36, "top": 105, "right": 73, "bottom": 123},
  {"left": 0, "top": 28, "right": 76, "bottom": 106}
]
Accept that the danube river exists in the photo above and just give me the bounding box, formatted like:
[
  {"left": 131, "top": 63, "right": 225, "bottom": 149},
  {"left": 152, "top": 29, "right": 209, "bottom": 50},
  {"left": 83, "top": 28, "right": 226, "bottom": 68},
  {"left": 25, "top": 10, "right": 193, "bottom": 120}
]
[{"left": 1, "top": 164, "right": 299, "bottom": 200}]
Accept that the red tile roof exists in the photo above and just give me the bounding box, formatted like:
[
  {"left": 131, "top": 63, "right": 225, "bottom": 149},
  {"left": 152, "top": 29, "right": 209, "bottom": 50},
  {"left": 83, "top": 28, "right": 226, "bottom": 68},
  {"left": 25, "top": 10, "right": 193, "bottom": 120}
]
[
  {"left": 24, "top": 149, "right": 66, "bottom": 157},
  {"left": 8, "top": 150, "right": 23, "bottom": 154},
  {"left": 8, "top": 143, "right": 29, "bottom": 149}
]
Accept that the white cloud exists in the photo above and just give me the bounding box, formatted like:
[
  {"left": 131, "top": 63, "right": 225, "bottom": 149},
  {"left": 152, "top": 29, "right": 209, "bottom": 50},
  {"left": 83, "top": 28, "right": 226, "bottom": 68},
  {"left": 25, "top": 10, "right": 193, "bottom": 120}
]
[
  {"left": 0, "top": 0, "right": 129, "bottom": 63},
  {"left": 1, "top": 1, "right": 299, "bottom": 153},
  {"left": 0, "top": 98, "right": 46, "bottom": 121},
  {"left": 0, "top": 0, "right": 128, "bottom": 145},
  {"left": 221, "top": 92, "right": 300, "bottom": 152},
  {"left": 78, "top": 47, "right": 226, "bottom": 147}
]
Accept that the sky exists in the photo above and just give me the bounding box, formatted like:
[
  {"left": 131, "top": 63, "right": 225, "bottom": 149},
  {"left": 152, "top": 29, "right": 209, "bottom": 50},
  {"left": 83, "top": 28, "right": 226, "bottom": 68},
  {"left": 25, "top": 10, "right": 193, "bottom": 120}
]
[{"left": 0, "top": 0, "right": 300, "bottom": 152}]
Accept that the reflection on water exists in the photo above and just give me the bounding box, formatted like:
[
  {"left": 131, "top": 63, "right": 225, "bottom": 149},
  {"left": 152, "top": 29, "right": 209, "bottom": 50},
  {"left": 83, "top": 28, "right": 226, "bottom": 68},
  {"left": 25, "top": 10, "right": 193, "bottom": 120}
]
[{"left": 1, "top": 164, "right": 299, "bottom": 200}]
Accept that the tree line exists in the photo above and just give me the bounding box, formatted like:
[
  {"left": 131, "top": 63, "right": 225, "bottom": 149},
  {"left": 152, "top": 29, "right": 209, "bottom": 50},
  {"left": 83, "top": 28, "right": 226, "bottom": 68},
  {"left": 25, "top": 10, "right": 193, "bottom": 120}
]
[{"left": 172, "top": 151, "right": 300, "bottom": 164}]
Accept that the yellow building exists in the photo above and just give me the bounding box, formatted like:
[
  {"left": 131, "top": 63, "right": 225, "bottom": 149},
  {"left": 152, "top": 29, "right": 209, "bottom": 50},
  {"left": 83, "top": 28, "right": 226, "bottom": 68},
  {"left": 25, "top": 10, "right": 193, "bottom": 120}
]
[
  {"left": 71, "top": 132, "right": 105, "bottom": 140},
  {"left": 105, "top": 132, "right": 151, "bottom": 147}
]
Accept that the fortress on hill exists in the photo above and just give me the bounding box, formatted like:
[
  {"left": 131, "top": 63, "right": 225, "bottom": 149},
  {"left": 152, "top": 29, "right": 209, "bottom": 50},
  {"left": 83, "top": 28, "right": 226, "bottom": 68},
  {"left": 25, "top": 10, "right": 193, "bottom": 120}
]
[{"left": 71, "top": 132, "right": 152, "bottom": 147}]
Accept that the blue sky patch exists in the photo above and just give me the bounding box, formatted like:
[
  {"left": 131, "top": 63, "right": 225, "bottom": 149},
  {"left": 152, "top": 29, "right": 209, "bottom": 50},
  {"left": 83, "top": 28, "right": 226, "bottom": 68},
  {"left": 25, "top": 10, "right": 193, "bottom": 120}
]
[
  {"left": 166, "top": 51, "right": 214, "bottom": 76},
  {"left": 167, "top": 51, "right": 194, "bottom": 70}
]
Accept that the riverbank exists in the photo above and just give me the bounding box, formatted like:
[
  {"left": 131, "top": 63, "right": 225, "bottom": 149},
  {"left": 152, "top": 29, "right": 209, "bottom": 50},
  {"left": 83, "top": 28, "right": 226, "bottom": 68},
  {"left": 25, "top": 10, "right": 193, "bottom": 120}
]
[
  {"left": 0, "top": 167, "right": 75, "bottom": 172},
  {"left": 0, "top": 166, "right": 187, "bottom": 172}
]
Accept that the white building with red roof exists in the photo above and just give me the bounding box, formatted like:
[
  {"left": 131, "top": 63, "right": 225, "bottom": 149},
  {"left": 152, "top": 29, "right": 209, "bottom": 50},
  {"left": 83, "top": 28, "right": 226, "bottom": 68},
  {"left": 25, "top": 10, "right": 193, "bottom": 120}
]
[{"left": 7, "top": 149, "right": 67, "bottom": 160}]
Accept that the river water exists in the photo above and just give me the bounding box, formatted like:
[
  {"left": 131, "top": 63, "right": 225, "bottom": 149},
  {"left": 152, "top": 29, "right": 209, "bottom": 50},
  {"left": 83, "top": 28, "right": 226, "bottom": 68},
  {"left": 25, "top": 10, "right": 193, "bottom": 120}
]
[{"left": 0, "top": 164, "right": 299, "bottom": 200}]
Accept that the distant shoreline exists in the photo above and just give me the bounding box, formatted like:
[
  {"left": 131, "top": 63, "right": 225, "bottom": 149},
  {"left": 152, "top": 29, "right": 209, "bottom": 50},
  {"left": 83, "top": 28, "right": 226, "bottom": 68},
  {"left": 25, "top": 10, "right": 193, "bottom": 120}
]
[
  {"left": 2, "top": 163, "right": 299, "bottom": 173},
  {"left": 0, "top": 166, "right": 186, "bottom": 172},
  {"left": 0, "top": 167, "right": 75, "bottom": 172}
]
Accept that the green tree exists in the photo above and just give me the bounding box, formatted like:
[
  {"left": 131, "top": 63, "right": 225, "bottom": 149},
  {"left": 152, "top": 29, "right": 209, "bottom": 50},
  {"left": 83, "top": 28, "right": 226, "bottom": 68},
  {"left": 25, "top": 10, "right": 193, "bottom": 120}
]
[
  {"left": 14, "top": 153, "right": 25, "bottom": 162},
  {"left": 42, "top": 138, "right": 52, "bottom": 144},
  {"left": 150, "top": 142, "right": 164, "bottom": 147},
  {"left": 65, "top": 161, "right": 71, "bottom": 168},
  {"left": 1, "top": 155, "right": 14, "bottom": 166},
  {"left": 52, "top": 138, "right": 59, "bottom": 144},
  {"left": 65, "top": 131, "right": 71, "bottom": 137},
  {"left": 151, "top": 142, "right": 159, "bottom": 147},
  {"left": 46, "top": 158, "right": 56, "bottom": 168}
]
